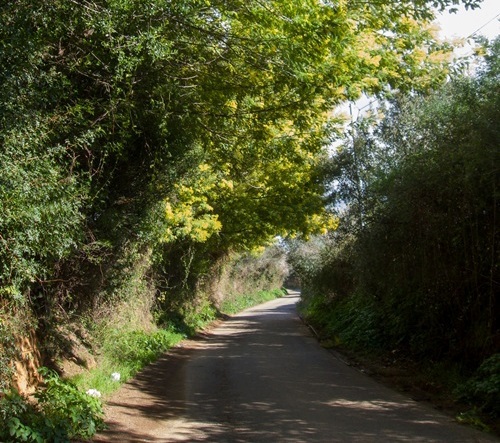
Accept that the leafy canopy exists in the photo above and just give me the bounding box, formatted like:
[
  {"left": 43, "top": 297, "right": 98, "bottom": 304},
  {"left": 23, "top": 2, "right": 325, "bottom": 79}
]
[{"left": 0, "top": 0, "right": 482, "bottom": 294}]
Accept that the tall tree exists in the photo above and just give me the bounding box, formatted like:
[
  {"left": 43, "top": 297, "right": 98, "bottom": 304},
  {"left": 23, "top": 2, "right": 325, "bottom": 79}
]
[
  {"left": 315, "top": 37, "right": 499, "bottom": 361},
  {"left": 0, "top": 0, "right": 482, "bottom": 298}
]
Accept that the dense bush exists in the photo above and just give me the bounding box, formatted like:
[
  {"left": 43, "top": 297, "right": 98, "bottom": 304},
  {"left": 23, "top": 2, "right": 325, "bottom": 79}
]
[
  {"left": 457, "top": 353, "right": 500, "bottom": 416},
  {"left": 0, "top": 369, "right": 103, "bottom": 443},
  {"left": 292, "top": 38, "right": 499, "bottom": 367}
]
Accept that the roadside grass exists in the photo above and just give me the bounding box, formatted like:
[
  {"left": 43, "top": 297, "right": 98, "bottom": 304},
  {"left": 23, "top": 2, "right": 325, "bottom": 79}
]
[
  {"left": 220, "top": 288, "right": 287, "bottom": 315},
  {"left": 72, "top": 288, "right": 287, "bottom": 398},
  {"left": 71, "top": 327, "right": 185, "bottom": 398}
]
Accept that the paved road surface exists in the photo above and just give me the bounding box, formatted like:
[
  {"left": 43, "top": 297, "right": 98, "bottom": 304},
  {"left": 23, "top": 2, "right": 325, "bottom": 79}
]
[{"left": 93, "top": 291, "right": 498, "bottom": 442}]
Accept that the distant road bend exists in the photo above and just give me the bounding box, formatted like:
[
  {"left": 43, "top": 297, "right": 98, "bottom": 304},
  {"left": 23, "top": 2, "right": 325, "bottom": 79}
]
[{"left": 94, "top": 291, "right": 498, "bottom": 442}]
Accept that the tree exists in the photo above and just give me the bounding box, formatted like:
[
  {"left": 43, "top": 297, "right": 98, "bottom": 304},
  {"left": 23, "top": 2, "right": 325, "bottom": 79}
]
[
  {"left": 309, "top": 37, "right": 499, "bottom": 362},
  {"left": 0, "top": 0, "right": 482, "bottom": 302}
]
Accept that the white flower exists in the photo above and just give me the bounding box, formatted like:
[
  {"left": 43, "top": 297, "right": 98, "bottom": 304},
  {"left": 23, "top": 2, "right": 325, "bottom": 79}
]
[
  {"left": 111, "top": 372, "right": 121, "bottom": 382},
  {"left": 86, "top": 388, "right": 101, "bottom": 398}
]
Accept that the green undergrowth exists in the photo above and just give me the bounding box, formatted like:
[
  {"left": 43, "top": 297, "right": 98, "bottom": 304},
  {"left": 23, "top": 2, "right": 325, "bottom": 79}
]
[
  {"left": 71, "top": 327, "right": 185, "bottom": 399},
  {"left": 174, "top": 298, "right": 219, "bottom": 336},
  {"left": 298, "top": 292, "right": 500, "bottom": 435},
  {"left": 220, "top": 288, "right": 287, "bottom": 315},
  {"left": 0, "top": 326, "right": 184, "bottom": 443},
  {"left": 297, "top": 291, "right": 385, "bottom": 351},
  {"left": 0, "top": 368, "right": 104, "bottom": 443}
]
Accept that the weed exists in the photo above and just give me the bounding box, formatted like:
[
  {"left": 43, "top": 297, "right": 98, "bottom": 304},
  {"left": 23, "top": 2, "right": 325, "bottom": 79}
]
[
  {"left": 181, "top": 298, "right": 218, "bottom": 333},
  {"left": 0, "top": 368, "right": 103, "bottom": 443},
  {"left": 456, "top": 408, "right": 491, "bottom": 433},
  {"left": 105, "top": 329, "right": 183, "bottom": 371}
]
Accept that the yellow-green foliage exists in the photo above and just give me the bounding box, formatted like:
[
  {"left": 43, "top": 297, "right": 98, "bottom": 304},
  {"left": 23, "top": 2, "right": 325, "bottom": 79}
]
[
  {"left": 163, "top": 164, "right": 223, "bottom": 243},
  {"left": 1, "top": 0, "right": 469, "bottom": 303}
]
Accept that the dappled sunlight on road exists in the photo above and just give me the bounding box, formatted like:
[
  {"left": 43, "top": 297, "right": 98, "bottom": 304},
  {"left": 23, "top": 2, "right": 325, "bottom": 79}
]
[
  {"left": 320, "top": 399, "right": 414, "bottom": 411},
  {"left": 94, "top": 293, "right": 498, "bottom": 443}
]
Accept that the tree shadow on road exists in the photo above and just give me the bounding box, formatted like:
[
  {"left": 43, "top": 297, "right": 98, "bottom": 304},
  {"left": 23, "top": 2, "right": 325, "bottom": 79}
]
[{"left": 93, "top": 298, "right": 498, "bottom": 442}]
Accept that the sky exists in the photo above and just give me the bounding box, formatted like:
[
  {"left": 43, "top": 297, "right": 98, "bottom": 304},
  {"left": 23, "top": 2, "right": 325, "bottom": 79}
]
[
  {"left": 436, "top": 0, "right": 500, "bottom": 41},
  {"left": 336, "top": 0, "right": 499, "bottom": 121}
]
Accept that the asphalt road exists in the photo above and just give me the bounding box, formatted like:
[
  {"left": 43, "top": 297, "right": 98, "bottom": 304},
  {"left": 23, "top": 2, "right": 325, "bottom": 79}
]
[{"left": 94, "top": 291, "right": 498, "bottom": 442}]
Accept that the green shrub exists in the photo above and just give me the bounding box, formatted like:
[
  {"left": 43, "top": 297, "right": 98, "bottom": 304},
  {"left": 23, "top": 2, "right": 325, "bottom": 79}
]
[
  {"left": 0, "top": 390, "right": 48, "bottom": 443},
  {"left": 297, "top": 289, "right": 384, "bottom": 350},
  {"left": 0, "top": 368, "right": 104, "bottom": 443},
  {"left": 181, "top": 298, "right": 219, "bottom": 333},
  {"left": 457, "top": 354, "right": 500, "bottom": 417},
  {"left": 0, "top": 319, "right": 17, "bottom": 392},
  {"left": 327, "top": 294, "right": 384, "bottom": 350}
]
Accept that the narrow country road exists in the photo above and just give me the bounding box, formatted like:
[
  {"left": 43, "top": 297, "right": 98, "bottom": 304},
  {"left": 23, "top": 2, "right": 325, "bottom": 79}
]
[{"left": 93, "top": 291, "right": 498, "bottom": 442}]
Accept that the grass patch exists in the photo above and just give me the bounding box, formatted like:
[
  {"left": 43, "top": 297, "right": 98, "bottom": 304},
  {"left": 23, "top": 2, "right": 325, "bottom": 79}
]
[
  {"left": 71, "top": 327, "right": 184, "bottom": 398},
  {"left": 220, "top": 288, "right": 286, "bottom": 315}
]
